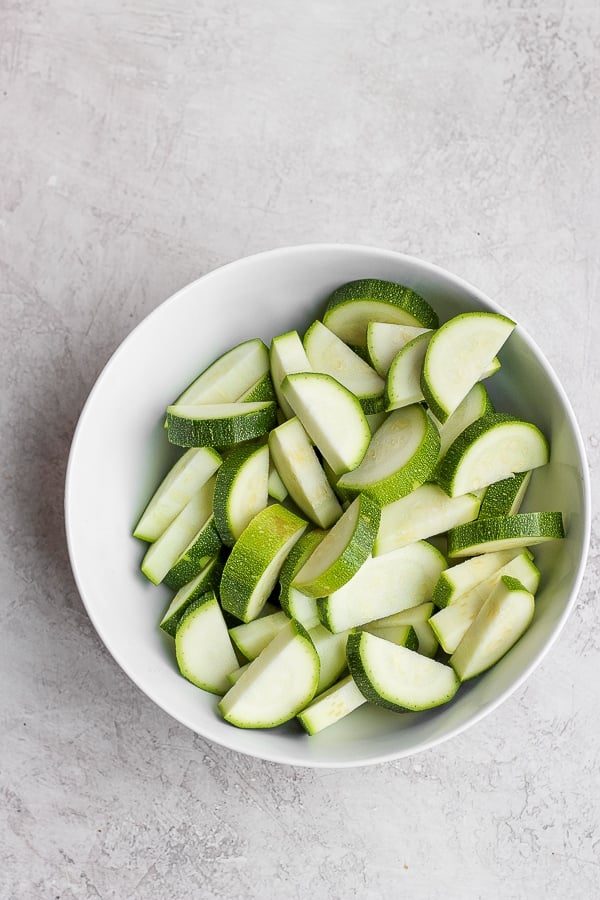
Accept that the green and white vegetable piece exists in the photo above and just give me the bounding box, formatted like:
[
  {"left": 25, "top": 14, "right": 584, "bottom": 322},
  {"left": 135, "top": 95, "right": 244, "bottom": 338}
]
[
  {"left": 238, "top": 371, "right": 276, "bottom": 402},
  {"left": 450, "top": 576, "right": 536, "bottom": 681},
  {"left": 366, "top": 322, "right": 432, "bottom": 377},
  {"left": 346, "top": 631, "right": 460, "bottom": 712},
  {"left": 228, "top": 611, "right": 289, "bottom": 661},
  {"left": 269, "top": 330, "right": 312, "bottom": 419},
  {"left": 436, "top": 413, "right": 548, "bottom": 497},
  {"left": 140, "top": 476, "right": 218, "bottom": 585},
  {"left": 218, "top": 620, "right": 320, "bottom": 728},
  {"left": 431, "top": 382, "right": 494, "bottom": 457},
  {"left": 421, "top": 311, "right": 515, "bottom": 423},
  {"left": 373, "top": 483, "right": 481, "bottom": 556},
  {"left": 432, "top": 547, "right": 531, "bottom": 608},
  {"left": 364, "top": 602, "right": 438, "bottom": 658},
  {"left": 297, "top": 674, "right": 367, "bottom": 736},
  {"left": 282, "top": 372, "right": 371, "bottom": 475},
  {"left": 159, "top": 554, "right": 223, "bottom": 637},
  {"left": 336, "top": 404, "right": 440, "bottom": 504},
  {"left": 429, "top": 550, "right": 540, "bottom": 653},
  {"left": 134, "top": 447, "right": 222, "bottom": 542},
  {"left": 447, "top": 511, "right": 565, "bottom": 558},
  {"left": 292, "top": 494, "right": 380, "bottom": 599},
  {"left": 303, "top": 319, "right": 385, "bottom": 413},
  {"left": 279, "top": 529, "right": 326, "bottom": 629},
  {"left": 267, "top": 463, "right": 288, "bottom": 502},
  {"left": 323, "top": 279, "right": 439, "bottom": 350},
  {"left": 385, "top": 330, "right": 433, "bottom": 410},
  {"left": 220, "top": 504, "right": 307, "bottom": 622},
  {"left": 308, "top": 624, "right": 350, "bottom": 694},
  {"left": 175, "top": 591, "right": 239, "bottom": 695},
  {"left": 213, "top": 442, "right": 270, "bottom": 546},
  {"left": 317, "top": 540, "right": 445, "bottom": 633},
  {"left": 478, "top": 471, "right": 532, "bottom": 519},
  {"left": 166, "top": 402, "right": 277, "bottom": 448},
  {"left": 171, "top": 338, "right": 269, "bottom": 407},
  {"left": 268, "top": 417, "right": 343, "bottom": 528}
]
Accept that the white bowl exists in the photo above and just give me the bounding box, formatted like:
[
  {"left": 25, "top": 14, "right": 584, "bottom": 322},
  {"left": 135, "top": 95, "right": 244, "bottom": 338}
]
[{"left": 65, "top": 244, "right": 591, "bottom": 767}]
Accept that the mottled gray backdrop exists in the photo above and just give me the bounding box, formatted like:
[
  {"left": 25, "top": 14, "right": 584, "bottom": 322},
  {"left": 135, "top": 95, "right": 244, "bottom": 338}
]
[{"left": 1, "top": 1, "right": 599, "bottom": 898}]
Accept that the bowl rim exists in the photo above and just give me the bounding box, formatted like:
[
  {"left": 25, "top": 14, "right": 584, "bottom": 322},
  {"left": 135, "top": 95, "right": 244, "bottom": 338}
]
[{"left": 64, "top": 242, "right": 592, "bottom": 767}]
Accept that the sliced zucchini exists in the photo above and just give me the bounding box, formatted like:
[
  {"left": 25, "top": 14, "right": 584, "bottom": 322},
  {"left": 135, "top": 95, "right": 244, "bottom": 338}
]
[
  {"left": 366, "top": 321, "right": 432, "bottom": 377},
  {"left": 364, "top": 602, "right": 438, "bottom": 658},
  {"left": 166, "top": 402, "right": 277, "bottom": 448},
  {"left": 336, "top": 404, "right": 440, "bottom": 504},
  {"left": 218, "top": 620, "right": 320, "bottom": 728},
  {"left": 297, "top": 674, "right": 367, "bottom": 736},
  {"left": 171, "top": 338, "right": 269, "bottom": 407},
  {"left": 159, "top": 554, "right": 224, "bottom": 636},
  {"left": 220, "top": 504, "right": 307, "bottom": 622},
  {"left": 134, "top": 447, "right": 222, "bottom": 542},
  {"left": 346, "top": 631, "right": 459, "bottom": 711},
  {"left": 269, "top": 330, "right": 312, "bottom": 419},
  {"left": 140, "top": 476, "right": 217, "bottom": 585},
  {"left": 268, "top": 417, "right": 343, "bottom": 528},
  {"left": 267, "top": 462, "right": 288, "bottom": 502},
  {"left": 317, "top": 540, "right": 445, "bottom": 633},
  {"left": 373, "top": 483, "right": 481, "bottom": 556},
  {"left": 279, "top": 529, "right": 326, "bottom": 629},
  {"left": 323, "top": 279, "right": 439, "bottom": 349},
  {"left": 228, "top": 610, "right": 289, "bottom": 661},
  {"left": 435, "top": 413, "right": 549, "bottom": 497},
  {"left": 478, "top": 470, "right": 532, "bottom": 519},
  {"left": 385, "top": 330, "right": 433, "bottom": 410},
  {"left": 432, "top": 547, "right": 532, "bottom": 608},
  {"left": 362, "top": 623, "right": 419, "bottom": 652},
  {"left": 308, "top": 624, "right": 350, "bottom": 694},
  {"left": 430, "top": 382, "right": 495, "bottom": 457},
  {"left": 213, "top": 442, "right": 270, "bottom": 546},
  {"left": 429, "top": 551, "right": 540, "bottom": 653},
  {"left": 421, "top": 311, "right": 515, "bottom": 422},
  {"left": 450, "top": 576, "right": 536, "bottom": 681},
  {"left": 163, "top": 514, "right": 222, "bottom": 590},
  {"left": 447, "top": 511, "right": 565, "bottom": 558},
  {"left": 292, "top": 494, "right": 380, "bottom": 599},
  {"left": 175, "top": 591, "right": 239, "bottom": 695},
  {"left": 303, "top": 319, "right": 385, "bottom": 413},
  {"left": 282, "top": 372, "right": 371, "bottom": 475}
]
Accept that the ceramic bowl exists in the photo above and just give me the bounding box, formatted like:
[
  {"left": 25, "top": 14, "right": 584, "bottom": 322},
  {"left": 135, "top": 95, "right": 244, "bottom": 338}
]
[{"left": 65, "top": 244, "right": 590, "bottom": 767}]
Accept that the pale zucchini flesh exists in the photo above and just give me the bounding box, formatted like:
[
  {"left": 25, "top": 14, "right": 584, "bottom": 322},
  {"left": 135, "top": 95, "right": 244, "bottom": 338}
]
[
  {"left": 450, "top": 576, "right": 536, "bottom": 681},
  {"left": 366, "top": 322, "right": 432, "bottom": 377},
  {"left": 268, "top": 417, "right": 343, "bottom": 529},
  {"left": 317, "top": 541, "right": 445, "bottom": 633},
  {"left": 175, "top": 592, "right": 239, "bottom": 695},
  {"left": 297, "top": 674, "right": 367, "bottom": 735},
  {"left": 229, "top": 611, "right": 290, "bottom": 661},
  {"left": 171, "top": 338, "right": 269, "bottom": 407},
  {"left": 166, "top": 402, "right": 277, "bottom": 448},
  {"left": 292, "top": 494, "right": 380, "bottom": 599},
  {"left": 218, "top": 620, "right": 320, "bottom": 728},
  {"left": 337, "top": 404, "right": 440, "bottom": 505},
  {"left": 421, "top": 311, "right": 515, "bottom": 423},
  {"left": 429, "top": 551, "right": 540, "bottom": 653},
  {"left": 432, "top": 546, "right": 531, "bottom": 608},
  {"left": 134, "top": 447, "right": 222, "bottom": 542},
  {"left": 385, "top": 330, "right": 433, "bottom": 410},
  {"left": 346, "top": 631, "right": 460, "bottom": 712},
  {"left": 159, "top": 554, "right": 223, "bottom": 636},
  {"left": 373, "top": 483, "right": 481, "bottom": 556},
  {"left": 269, "top": 330, "right": 312, "bottom": 419},
  {"left": 436, "top": 413, "right": 549, "bottom": 497},
  {"left": 282, "top": 372, "right": 371, "bottom": 475}
]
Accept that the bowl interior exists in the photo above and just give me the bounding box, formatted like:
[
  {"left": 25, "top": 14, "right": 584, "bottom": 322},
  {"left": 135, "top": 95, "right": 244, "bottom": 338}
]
[{"left": 65, "top": 244, "right": 590, "bottom": 767}]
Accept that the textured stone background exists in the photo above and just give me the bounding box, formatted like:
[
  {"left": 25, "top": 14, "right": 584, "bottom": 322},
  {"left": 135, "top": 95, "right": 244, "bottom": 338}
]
[{"left": 1, "top": 1, "right": 599, "bottom": 898}]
